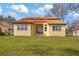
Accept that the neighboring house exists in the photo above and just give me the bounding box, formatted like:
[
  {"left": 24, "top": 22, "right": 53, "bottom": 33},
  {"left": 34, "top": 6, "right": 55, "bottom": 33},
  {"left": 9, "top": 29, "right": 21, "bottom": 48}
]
[
  {"left": 68, "top": 22, "right": 79, "bottom": 36},
  {"left": 0, "top": 20, "right": 13, "bottom": 35},
  {"left": 71, "top": 27, "right": 79, "bottom": 36},
  {"left": 72, "top": 30, "right": 79, "bottom": 36},
  {"left": 14, "top": 17, "right": 66, "bottom": 36}
]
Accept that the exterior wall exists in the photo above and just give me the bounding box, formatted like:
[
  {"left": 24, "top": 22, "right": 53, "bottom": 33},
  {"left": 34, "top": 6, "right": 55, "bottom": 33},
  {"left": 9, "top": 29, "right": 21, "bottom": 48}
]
[
  {"left": 0, "top": 25, "right": 8, "bottom": 33},
  {"left": 0, "top": 21, "right": 10, "bottom": 33},
  {"left": 43, "top": 23, "right": 50, "bottom": 36},
  {"left": 48, "top": 25, "right": 66, "bottom": 36},
  {"left": 77, "top": 30, "right": 79, "bottom": 36},
  {"left": 8, "top": 24, "right": 14, "bottom": 35},
  {"left": 14, "top": 23, "right": 66, "bottom": 36},
  {"left": 14, "top": 24, "right": 31, "bottom": 36},
  {"left": 73, "top": 30, "right": 79, "bottom": 36}
]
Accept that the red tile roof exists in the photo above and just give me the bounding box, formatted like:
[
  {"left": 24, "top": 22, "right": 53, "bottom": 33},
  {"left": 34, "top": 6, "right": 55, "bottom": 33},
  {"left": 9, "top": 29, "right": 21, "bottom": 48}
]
[
  {"left": 14, "top": 17, "right": 66, "bottom": 25},
  {"left": 47, "top": 20, "right": 66, "bottom": 25}
]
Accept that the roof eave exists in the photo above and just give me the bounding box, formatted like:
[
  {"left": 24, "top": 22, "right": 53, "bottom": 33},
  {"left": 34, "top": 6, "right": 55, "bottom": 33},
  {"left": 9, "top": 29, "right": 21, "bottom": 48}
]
[{"left": 48, "top": 23, "right": 67, "bottom": 25}]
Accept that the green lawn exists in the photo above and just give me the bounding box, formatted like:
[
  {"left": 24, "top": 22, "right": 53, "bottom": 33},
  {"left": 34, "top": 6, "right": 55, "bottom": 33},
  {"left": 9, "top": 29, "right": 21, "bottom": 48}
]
[{"left": 0, "top": 36, "right": 79, "bottom": 56}]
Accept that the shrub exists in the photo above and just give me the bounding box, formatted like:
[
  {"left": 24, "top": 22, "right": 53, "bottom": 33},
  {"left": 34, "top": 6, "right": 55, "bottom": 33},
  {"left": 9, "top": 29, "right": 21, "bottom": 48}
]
[{"left": 0, "top": 32, "right": 6, "bottom": 36}]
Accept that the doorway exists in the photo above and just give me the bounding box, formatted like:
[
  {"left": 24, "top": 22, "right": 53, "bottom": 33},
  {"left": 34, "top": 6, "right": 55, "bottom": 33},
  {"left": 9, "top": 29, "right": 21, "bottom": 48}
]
[{"left": 35, "top": 24, "right": 43, "bottom": 34}]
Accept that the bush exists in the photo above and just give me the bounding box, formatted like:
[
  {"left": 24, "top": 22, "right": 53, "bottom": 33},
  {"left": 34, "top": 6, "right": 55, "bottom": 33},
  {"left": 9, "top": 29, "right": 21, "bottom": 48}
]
[{"left": 0, "top": 32, "right": 6, "bottom": 36}]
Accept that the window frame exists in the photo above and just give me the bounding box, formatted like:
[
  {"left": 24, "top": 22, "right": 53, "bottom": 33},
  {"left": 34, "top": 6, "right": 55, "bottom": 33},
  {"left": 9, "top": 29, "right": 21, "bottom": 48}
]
[
  {"left": 17, "top": 24, "right": 28, "bottom": 30},
  {"left": 52, "top": 25, "right": 61, "bottom": 31},
  {"left": 45, "top": 27, "right": 47, "bottom": 31},
  {"left": 44, "top": 24, "right": 47, "bottom": 31}
]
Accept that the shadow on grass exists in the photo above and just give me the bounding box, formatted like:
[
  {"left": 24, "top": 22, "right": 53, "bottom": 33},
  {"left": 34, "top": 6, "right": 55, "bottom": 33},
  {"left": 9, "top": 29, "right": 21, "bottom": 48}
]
[
  {"left": 62, "top": 48, "right": 79, "bottom": 56},
  {"left": 32, "top": 48, "right": 79, "bottom": 56},
  {"left": 0, "top": 48, "right": 79, "bottom": 56}
]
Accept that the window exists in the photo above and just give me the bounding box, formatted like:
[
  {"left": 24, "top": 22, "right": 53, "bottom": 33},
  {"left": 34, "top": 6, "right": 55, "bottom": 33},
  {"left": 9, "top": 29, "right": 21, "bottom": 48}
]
[
  {"left": 53, "top": 26, "right": 56, "bottom": 31},
  {"left": 45, "top": 25, "right": 47, "bottom": 26},
  {"left": 44, "top": 24, "right": 47, "bottom": 31},
  {"left": 17, "top": 25, "right": 20, "bottom": 30},
  {"left": 24, "top": 25, "right": 27, "bottom": 30},
  {"left": 36, "top": 27, "right": 43, "bottom": 34},
  {"left": 17, "top": 24, "right": 27, "bottom": 30},
  {"left": 58, "top": 26, "right": 61, "bottom": 31},
  {"left": 52, "top": 25, "right": 61, "bottom": 31},
  {"left": 56, "top": 26, "right": 58, "bottom": 31},
  {"left": 45, "top": 27, "right": 47, "bottom": 31}
]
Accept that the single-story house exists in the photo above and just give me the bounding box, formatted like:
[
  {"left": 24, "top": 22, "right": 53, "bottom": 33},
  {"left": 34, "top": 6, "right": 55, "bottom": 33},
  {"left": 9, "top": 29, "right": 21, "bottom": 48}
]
[{"left": 14, "top": 17, "right": 66, "bottom": 36}]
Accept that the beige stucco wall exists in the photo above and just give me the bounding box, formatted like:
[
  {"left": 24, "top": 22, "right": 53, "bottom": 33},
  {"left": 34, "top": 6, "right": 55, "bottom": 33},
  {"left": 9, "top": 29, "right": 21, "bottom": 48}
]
[
  {"left": 14, "top": 24, "right": 31, "bottom": 36},
  {"left": 73, "top": 30, "right": 79, "bottom": 36},
  {"left": 42, "top": 23, "right": 66, "bottom": 36},
  {"left": 48, "top": 25, "right": 66, "bottom": 36},
  {"left": 14, "top": 23, "right": 66, "bottom": 36},
  {"left": 0, "top": 25, "right": 9, "bottom": 33},
  {"left": 43, "top": 23, "right": 50, "bottom": 36}
]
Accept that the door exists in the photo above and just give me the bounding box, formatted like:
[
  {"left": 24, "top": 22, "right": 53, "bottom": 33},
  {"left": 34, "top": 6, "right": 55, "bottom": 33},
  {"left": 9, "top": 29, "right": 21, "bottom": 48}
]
[{"left": 35, "top": 24, "right": 43, "bottom": 34}]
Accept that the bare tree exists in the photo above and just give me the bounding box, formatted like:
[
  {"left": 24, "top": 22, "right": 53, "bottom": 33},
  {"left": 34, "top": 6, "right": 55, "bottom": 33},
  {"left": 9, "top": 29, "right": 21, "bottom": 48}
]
[
  {"left": 70, "top": 19, "right": 79, "bottom": 30},
  {"left": 67, "top": 3, "right": 79, "bottom": 12},
  {"left": 69, "top": 18, "right": 79, "bottom": 36},
  {"left": 51, "top": 3, "right": 79, "bottom": 20},
  {"left": 51, "top": 4, "right": 68, "bottom": 20}
]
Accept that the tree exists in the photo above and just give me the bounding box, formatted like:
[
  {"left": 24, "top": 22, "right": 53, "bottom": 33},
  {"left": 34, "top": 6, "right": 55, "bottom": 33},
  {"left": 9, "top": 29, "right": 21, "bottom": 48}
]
[
  {"left": 70, "top": 19, "right": 79, "bottom": 30},
  {"left": 67, "top": 3, "right": 79, "bottom": 12},
  {"left": 0, "top": 15, "right": 16, "bottom": 22},
  {"left": 51, "top": 3, "right": 79, "bottom": 21},
  {"left": 0, "top": 15, "right": 4, "bottom": 21},
  {"left": 4, "top": 15, "right": 15, "bottom": 22},
  {"left": 51, "top": 4, "right": 68, "bottom": 20},
  {"left": 67, "top": 18, "right": 79, "bottom": 36}
]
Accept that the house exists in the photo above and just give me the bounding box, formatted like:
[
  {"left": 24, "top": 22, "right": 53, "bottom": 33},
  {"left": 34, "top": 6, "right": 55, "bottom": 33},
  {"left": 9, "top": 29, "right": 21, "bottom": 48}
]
[
  {"left": 70, "top": 26, "right": 79, "bottom": 36},
  {"left": 0, "top": 20, "right": 13, "bottom": 35},
  {"left": 68, "top": 21, "right": 79, "bottom": 36},
  {"left": 14, "top": 17, "right": 66, "bottom": 36}
]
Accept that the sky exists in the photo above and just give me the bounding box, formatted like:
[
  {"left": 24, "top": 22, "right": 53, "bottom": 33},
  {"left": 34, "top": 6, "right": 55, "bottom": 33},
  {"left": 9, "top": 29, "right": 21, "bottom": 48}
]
[
  {"left": 0, "top": 3, "right": 79, "bottom": 24},
  {"left": 0, "top": 3, "right": 53, "bottom": 19}
]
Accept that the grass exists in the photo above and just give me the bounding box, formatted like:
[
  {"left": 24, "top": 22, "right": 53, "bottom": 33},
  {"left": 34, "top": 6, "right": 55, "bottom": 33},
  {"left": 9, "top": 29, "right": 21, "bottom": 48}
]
[{"left": 0, "top": 36, "right": 79, "bottom": 56}]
